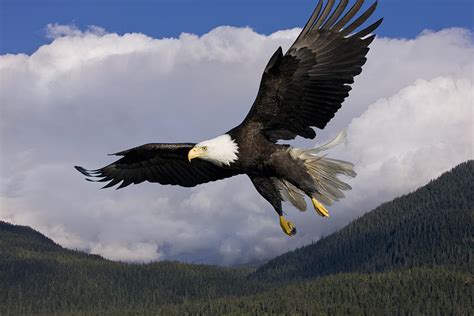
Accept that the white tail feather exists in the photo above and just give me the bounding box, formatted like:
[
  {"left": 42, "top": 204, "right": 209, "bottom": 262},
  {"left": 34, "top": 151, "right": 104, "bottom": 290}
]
[
  {"left": 274, "top": 178, "right": 307, "bottom": 211},
  {"left": 307, "top": 129, "right": 348, "bottom": 154},
  {"left": 287, "top": 130, "right": 356, "bottom": 207}
]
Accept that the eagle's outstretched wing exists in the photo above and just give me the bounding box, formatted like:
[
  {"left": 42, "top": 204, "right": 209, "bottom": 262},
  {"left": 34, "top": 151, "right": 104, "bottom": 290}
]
[
  {"left": 75, "top": 143, "right": 241, "bottom": 189},
  {"left": 241, "top": 0, "right": 382, "bottom": 142}
]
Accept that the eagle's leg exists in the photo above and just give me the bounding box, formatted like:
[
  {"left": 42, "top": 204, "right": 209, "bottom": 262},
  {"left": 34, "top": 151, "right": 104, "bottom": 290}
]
[
  {"left": 311, "top": 197, "right": 330, "bottom": 218},
  {"left": 249, "top": 175, "right": 296, "bottom": 236}
]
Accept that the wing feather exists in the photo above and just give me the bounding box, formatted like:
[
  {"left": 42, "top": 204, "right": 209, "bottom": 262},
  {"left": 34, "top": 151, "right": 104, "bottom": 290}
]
[
  {"left": 297, "top": 0, "right": 324, "bottom": 41},
  {"left": 332, "top": 0, "right": 365, "bottom": 31},
  {"left": 321, "top": 0, "right": 348, "bottom": 30},
  {"left": 313, "top": 0, "right": 335, "bottom": 30},
  {"left": 76, "top": 143, "right": 241, "bottom": 189},
  {"left": 341, "top": 1, "right": 378, "bottom": 36}
]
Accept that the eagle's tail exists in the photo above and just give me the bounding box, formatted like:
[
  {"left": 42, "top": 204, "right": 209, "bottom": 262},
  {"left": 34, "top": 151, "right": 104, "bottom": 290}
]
[{"left": 289, "top": 130, "right": 357, "bottom": 206}]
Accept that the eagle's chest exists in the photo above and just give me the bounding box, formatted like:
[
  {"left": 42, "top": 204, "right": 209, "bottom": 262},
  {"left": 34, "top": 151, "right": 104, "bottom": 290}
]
[{"left": 234, "top": 138, "right": 280, "bottom": 174}]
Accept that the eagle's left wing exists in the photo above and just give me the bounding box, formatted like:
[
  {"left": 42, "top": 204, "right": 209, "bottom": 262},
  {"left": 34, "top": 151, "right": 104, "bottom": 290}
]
[
  {"left": 75, "top": 143, "right": 241, "bottom": 188},
  {"left": 241, "top": 0, "right": 382, "bottom": 142}
]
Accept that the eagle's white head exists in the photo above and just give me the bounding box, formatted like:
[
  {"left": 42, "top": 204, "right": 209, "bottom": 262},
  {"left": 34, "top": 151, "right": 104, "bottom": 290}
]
[{"left": 188, "top": 134, "right": 239, "bottom": 166}]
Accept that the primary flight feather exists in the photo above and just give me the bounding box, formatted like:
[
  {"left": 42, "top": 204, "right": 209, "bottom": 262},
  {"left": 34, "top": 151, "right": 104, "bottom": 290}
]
[{"left": 76, "top": 0, "right": 382, "bottom": 236}]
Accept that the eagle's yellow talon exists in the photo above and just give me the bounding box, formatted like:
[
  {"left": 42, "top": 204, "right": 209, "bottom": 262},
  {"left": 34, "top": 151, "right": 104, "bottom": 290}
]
[
  {"left": 279, "top": 216, "right": 296, "bottom": 236},
  {"left": 311, "top": 198, "right": 330, "bottom": 217}
]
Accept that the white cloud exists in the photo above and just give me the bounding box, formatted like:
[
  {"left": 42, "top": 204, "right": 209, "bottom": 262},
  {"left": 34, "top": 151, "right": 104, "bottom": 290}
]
[
  {"left": 342, "top": 76, "right": 473, "bottom": 211},
  {"left": 0, "top": 25, "right": 472, "bottom": 265},
  {"left": 91, "top": 242, "right": 162, "bottom": 262},
  {"left": 45, "top": 23, "right": 106, "bottom": 39}
]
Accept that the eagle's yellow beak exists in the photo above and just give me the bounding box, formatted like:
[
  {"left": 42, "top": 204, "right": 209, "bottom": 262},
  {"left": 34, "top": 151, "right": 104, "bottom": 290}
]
[{"left": 188, "top": 147, "right": 204, "bottom": 162}]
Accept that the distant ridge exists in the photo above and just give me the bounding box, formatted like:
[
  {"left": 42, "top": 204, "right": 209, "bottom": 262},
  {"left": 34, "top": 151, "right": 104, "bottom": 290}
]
[
  {"left": 0, "top": 220, "right": 106, "bottom": 262},
  {"left": 252, "top": 160, "right": 473, "bottom": 281},
  {"left": 0, "top": 221, "right": 58, "bottom": 247}
]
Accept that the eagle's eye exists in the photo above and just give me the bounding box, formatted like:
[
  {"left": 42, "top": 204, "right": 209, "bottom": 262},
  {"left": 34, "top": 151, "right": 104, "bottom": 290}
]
[{"left": 202, "top": 146, "right": 208, "bottom": 151}]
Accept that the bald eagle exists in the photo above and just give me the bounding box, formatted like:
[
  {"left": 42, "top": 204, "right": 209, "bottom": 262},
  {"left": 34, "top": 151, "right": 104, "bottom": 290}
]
[{"left": 76, "top": 0, "right": 382, "bottom": 236}]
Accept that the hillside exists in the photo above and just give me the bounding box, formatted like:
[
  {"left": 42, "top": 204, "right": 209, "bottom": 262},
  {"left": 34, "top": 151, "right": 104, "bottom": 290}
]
[
  {"left": 0, "top": 222, "right": 265, "bottom": 315},
  {"left": 155, "top": 268, "right": 472, "bottom": 316},
  {"left": 0, "top": 161, "right": 472, "bottom": 315},
  {"left": 0, "top": 220, "right": 104, "bottom": 262},
  {"left": 252, "top": 160, "right": 473, "bottom": 281}
]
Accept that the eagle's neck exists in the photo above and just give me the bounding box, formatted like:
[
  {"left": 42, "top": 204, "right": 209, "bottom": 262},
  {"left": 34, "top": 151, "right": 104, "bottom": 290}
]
[{"left": 196, "top": 134, "right": 239, "bottom": 166}]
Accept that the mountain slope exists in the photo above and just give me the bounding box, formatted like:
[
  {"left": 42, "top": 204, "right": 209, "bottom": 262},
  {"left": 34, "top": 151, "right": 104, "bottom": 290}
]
[
  {"left": 252, "top": 160, "right": 473, "bottom": 281},
  {"left": 0, "top": 223, "right": 265, "bottom": 315},
  {"left": 0, "top": 221, "right": 104, "bottom": 262},
  {"left": 156, "top": 268, "right": 472, "bottom": 316}
]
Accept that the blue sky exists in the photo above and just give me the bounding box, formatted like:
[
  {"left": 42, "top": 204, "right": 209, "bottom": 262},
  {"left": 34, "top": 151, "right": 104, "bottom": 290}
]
[{"left": 1, "top": 0, "right": 473, "bottom": 54}]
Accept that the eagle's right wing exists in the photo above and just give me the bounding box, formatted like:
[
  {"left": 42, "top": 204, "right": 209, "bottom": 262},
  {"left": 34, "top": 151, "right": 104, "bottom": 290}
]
[{"left": 75, "top": 143, "right": 241, "bottom": 189}]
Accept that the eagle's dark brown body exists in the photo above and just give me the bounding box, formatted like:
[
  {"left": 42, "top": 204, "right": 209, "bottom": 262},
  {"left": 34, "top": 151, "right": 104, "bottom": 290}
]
[{"left": 228, "top": 123, "right": 318, "bottom": 217}]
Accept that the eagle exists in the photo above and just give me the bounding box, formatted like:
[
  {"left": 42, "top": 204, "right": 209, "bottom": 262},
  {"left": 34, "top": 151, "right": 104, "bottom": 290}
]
[{"left": 76, "top": 0, "right": 382, "bottom": 236}]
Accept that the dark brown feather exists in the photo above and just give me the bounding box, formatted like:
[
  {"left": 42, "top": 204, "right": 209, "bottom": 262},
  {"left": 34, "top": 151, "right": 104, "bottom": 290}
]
[
  {"left": 75, "top": 143, "right": 241, "bottom": 189},
  {"left": 240, "top": 0, "right": 382, "bottom": 141}
]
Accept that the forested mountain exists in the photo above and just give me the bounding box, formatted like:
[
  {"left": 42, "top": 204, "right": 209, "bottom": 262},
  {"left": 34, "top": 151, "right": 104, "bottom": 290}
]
[
  {"left": 0, "top": 161, "right": 472, "bottom": 315},
  {"left": 252, "top": 160, "right": 473, "bottom": 281},
  {"left": 0, "top": 222, "right": 265, "bottom": 314},
  {"left": 155, "top": 268, "right": 472, "bottom": 316}
]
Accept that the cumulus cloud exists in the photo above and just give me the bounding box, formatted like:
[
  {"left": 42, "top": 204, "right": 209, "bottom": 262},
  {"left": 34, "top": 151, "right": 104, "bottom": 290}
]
[
  {"left": 341, "top": 76, "right": 472, "bottom": 211},
  {"left": 0, "top": 25, "right": 472, "bottom": 264}
]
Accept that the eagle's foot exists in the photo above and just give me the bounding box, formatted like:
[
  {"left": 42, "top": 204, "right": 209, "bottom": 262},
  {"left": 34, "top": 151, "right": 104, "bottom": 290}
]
[
  {"left": 279, "top": 216, "right": 296, "bottom": 236},
  {"left": 311, "top": 197, "right": 330, "bottom": 217}
]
